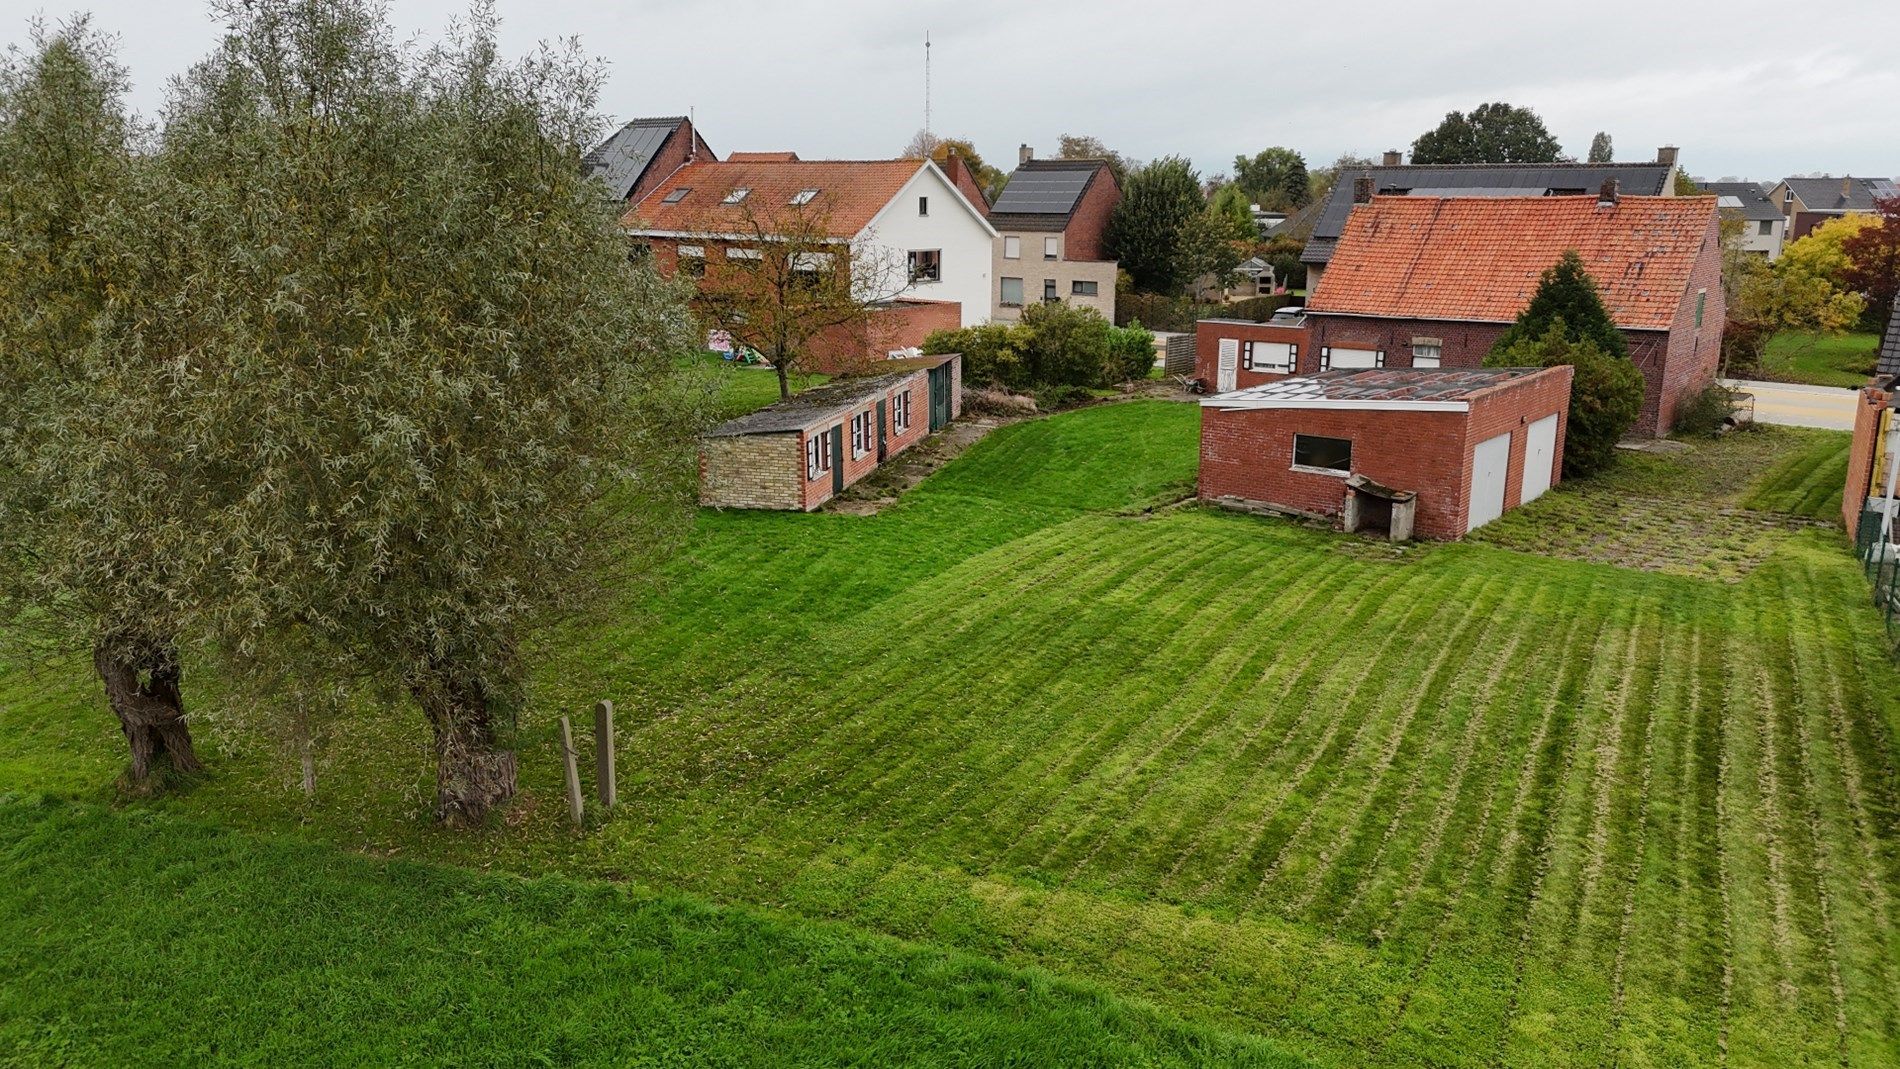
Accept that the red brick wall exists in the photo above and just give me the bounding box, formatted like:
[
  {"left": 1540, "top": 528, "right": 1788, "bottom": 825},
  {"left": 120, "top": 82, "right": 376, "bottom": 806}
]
[
  {"left": 1647, "top": 216, "right": 1725, "bottom": 436},
  {"left": 626, "top": 120, "right": 714, "bottom": 206},
  {"left": 1194, "top": 320, "right": 1312, "bottom": 390},
  {"left": 794, "top": 369, "right": 938, "bottom": 510},
  {"left": 1846, "top": 387, "right": 1890, "bottom": 538},
  {"left": 1197, "top": 366, "right": 1572, "bottom": 540},
  {"left": 1063, "top": 168, "right": 1121, "bottom": 262},
  {"left": 939, "top": 155, "right": 991, "bottom": 219}
]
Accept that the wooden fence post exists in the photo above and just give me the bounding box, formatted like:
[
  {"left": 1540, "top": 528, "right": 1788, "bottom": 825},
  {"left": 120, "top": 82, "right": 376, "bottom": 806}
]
[
  {"left": 594, "top": 699, "right": 616, "bottom": 810},
  {"left": 558, "top": 715, "right": 585, "bottom": 828}
]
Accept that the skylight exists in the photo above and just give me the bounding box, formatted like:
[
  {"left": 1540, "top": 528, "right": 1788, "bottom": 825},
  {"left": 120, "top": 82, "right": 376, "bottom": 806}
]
[
  {"left": 662, "top": 188, "right": 690, "bottom": 203},
  {"left": 723, "top": 188, "right": 751, "bottom": 204},
  {"left": 790, "top": 188, "right": 819, "bottom": 205}
]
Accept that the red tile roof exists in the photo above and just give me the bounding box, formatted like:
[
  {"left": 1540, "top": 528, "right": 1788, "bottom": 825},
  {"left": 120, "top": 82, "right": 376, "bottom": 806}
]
[
  {"left": 1306, "top": 195, "right": 1718, "bottom": 331},
  {"left": 625, "top": 159, "right": 925, "bottom": 239}
]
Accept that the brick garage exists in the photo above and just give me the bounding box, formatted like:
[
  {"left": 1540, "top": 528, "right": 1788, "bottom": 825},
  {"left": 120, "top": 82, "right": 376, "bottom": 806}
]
[
  {"left": 1303, "top": 191, "right": 1723, "bottom": 436},
  {"left": 700, "top": 353, "right": 962, "bottom": 511},
  {"left": 1194, "top": 317, "right": 1310, "bottom": 392},
  {"left": 1199, "top": 366, "right": 1574, "bottom": 540}
]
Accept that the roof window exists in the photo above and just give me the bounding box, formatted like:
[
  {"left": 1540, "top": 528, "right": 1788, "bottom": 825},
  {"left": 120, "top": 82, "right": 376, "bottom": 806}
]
[
  {"left": 723, "top": 188, "right": 751, "bottom": 204},
  {"left": 662, "top": 188, "right": 690, "bottom": 203},
  {"left": 790, "top": 189, "right": 819, "bottom": 205}
]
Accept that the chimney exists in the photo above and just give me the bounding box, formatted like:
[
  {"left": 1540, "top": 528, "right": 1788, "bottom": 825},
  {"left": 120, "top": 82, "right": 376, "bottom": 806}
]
[
  {"left": 1382, "top": 149, "right": 1402, "bottom": 167},
  {"left": 1598, "top": 178, "right": 1620, "bottom": 208},
  {"left": 1352, "top": 174, "right": 1374, "bottom": 204},
  {"left": 1844, "top": 177, "right": 1854, "bottom": 200},
  {"left": 1019, "top": 143, "right": 1033, "bottom": 166},
  {"left": 1656, "top": 145, "right": 1679, "bottom": 169}
]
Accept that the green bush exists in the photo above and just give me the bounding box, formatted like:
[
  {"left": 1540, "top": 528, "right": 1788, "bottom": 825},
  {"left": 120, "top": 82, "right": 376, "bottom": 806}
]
[
  {"left": 1107, "top": 320, "right": 1157, "bottom": 383},
  {"left": 930, "top": 305, "right": 1150, "bottom": 392},
  {"left": 923, "top": 322, "right": 1021, "bottom": 387},
  {"left": 1486, "top": 320, "right": 1644, "bottom": 477},
  {"left": 1672, "top": 383, "right": 1742, "bottom": 438}
]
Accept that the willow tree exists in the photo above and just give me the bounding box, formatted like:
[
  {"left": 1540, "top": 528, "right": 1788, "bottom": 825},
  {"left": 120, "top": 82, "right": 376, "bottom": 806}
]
[
  {"left": 0, "top": 20, "right": 206, "bottom": 785},
  {"left": 155, "top": 0, "right": 709, "bottom": 825}
]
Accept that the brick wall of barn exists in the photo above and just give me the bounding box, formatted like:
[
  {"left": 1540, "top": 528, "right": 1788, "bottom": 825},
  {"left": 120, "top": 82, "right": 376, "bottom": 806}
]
[
  {"left": 1197, "top": 366, "right": 1573, "bottom": 540},
  {"left": 795, "top": 371, "right": 935, "bottom": 511},
  {"left": 1194, "top": 320, "right": 1312, "bottom": 390},
  {"left": 1648, "top": 218, "right": 1726, "bottom": 436}
]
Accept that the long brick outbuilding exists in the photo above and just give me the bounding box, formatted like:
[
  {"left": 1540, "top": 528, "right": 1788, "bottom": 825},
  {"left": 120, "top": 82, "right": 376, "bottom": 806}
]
[
  {"left": 699, "top": 353, "right": 962, "bottom": 511},
  {"left": 1200, "top": 366, "right": 1573, "bottom": 540}
]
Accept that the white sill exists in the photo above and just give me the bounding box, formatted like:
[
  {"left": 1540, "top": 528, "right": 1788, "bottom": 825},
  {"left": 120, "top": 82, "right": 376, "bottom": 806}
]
[{"left": 1291, "top": 464, "right": 1351, "bottom": 478}]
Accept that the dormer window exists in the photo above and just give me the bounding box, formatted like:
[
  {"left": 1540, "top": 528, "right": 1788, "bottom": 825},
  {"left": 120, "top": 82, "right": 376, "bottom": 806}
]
[
  {"left": 790, "top": 188, "right": 819, "bottom": 205},
  {"left": 723, "top": 188, "right": 751, "bottom": 204},
  {"left": 662, "top": 188, "right": 690, "bottom": 203}
]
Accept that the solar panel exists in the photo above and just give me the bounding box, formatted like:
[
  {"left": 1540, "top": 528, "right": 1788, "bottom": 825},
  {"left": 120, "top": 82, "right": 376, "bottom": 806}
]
[{"left": 992, "top": 168, "right": 1094, "bottom": 215}]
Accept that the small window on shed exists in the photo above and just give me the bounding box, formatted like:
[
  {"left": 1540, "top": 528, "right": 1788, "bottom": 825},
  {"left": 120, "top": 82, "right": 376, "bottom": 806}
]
[
  {"left": 1412, "top": 339, "right": 1442, "bottom": 368},
  {"left": 893, "top": 389, "right": 913, "bottom": 433},
  {"left": 1293, "top": 434, "right": 1352, "bottom": 473}
]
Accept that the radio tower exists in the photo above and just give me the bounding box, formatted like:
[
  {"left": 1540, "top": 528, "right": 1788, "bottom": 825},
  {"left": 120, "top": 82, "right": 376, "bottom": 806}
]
[{"left": 923, "top": 31, "right": 933, "bottom": 153}]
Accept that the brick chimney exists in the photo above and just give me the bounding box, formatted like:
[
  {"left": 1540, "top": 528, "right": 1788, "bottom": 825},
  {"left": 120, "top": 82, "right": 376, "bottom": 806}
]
[
  {"left": 1598, "top": 178, "right": 1620, "bottom": 208},
  {"left": 1382, "top": 149, "right": 1402, "bottom": 167},
  {"left": 1352, "top": 174, "right": 1374, "bottom": 204},
  {"left": 1844, "top": 176, "right": 1855, "bottom": 200},
  {"left": 1019, "top": 143, "right": 1033, "bottom": 166},
  {"left": 1656, "top": 145, "right": 1679, "bottom": 169}
]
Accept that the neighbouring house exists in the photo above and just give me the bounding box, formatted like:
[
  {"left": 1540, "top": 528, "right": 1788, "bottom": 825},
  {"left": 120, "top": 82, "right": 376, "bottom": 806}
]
[
  {"left": 1195, "top": 313, "right": 1308, "bottom": 392},
  {"left": 1300, "top": 148, "right": 1681, "bottom": 293},
  {"left": 1771, "top": 175, "right": 1897, "bottom": 241},
  {"left": 624, "top": 153, "right": 996, "bottom": 371},
  {"left": 1199, "top": 366, "right": 1573, "bottom": 540},
  {"left": 1843, "top": 303, "right": 1900, "bottom": 541},
  {"left": 582, "top": 116, "right": 715, "bottom": 205},
  {"left": 699, "top": 353, "right": 963, "bottom": 511},
  {"left": 987, "top": 149, "right": 1119, "bottom": 324},
  {"left": 1296, "top": 186, "right": 1723, "bottom": 436},
  {"left": 1704, "top": 181, "right": 1787, "bottom": 259}
]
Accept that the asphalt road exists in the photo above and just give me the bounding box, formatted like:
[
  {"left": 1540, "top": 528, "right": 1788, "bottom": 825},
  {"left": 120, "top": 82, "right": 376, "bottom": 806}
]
[{"left": 1722, "top": 378, "right": 1860, "bottom": 431}]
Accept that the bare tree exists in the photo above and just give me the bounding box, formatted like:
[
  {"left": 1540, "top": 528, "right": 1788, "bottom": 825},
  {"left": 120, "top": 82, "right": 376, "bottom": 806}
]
[{"left": 696, "top": 196, "right": 909, "bottom": 400}]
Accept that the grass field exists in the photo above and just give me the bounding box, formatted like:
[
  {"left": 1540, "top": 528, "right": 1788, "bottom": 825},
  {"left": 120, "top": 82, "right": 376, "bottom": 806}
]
[
  {"left": 1757, "top": 331, "right": 1880, "bottom": 388},
  {"left": 2, "top": 395, "right": 1897, "bottom": 1067}
]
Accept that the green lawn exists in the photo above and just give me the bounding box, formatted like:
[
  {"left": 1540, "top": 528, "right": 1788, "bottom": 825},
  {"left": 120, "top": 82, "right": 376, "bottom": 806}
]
[
  {"left": 3, "top": 402, "right": 1898, "bottom": 1067},
  {"left": 1757, "top": 331, "right": 1880, "bottom": 388},
  {"left": 688, "top": 352, "right": 828, "bottom": 421}
]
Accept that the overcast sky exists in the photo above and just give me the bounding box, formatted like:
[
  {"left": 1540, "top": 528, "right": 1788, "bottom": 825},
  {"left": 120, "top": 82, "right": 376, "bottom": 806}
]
[{"left": 15, "top": 0, "right": 1900, "bottom": 183}]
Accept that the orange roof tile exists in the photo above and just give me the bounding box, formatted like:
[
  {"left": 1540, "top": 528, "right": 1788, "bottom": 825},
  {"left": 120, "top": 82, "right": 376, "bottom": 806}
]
[
  {"left": 1306, "top": 195, "right": 1718, "bottom": 331},
  {"left": 625, "top": 159, "right": 925, "bottom": 239}
]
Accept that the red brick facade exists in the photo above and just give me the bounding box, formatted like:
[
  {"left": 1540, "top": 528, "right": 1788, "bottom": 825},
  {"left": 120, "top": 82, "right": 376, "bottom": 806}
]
[
  {"left": 1194, "top": 320, "right": 1311, "bottom": 391},
  {"left": 1062, "top": 168, "right": 1120, "bottom": 262},
  {"left": 625, "top": 120, "right": 713, "bottom": 206},
  {"left": 1846, "top": 386, "right": 1890, "bottom": 539},
  {"left": 1198, "top": 366, "right": 1573, "bottom": 540},
  {"left": 807, "top": 300, "right": 962, "bottom": 374}
]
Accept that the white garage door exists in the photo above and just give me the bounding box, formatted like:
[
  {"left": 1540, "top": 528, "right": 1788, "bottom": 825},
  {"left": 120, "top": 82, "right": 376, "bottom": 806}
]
[
  {"left": 1468, "top": 431, "right": 1511, "bottom": 532},
  {"left": 1520, "top": 414, "right": 1558, "bottom": 504}
]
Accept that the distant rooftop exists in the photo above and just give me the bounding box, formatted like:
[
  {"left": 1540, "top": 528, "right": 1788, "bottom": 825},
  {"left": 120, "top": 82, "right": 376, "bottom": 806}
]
[
  {"left": 989, "top": 159, "right": 1114, "bottom": 231},
  {"left": 1203, "top": 367, "right": 1545, "bottom": 410},
  {"left": 1702, "top": 181, "right": 1781, "bottom": 222},
  {"left": 582, "top": 117, "right": 701, "bottom": 201},
  {"left": 1780, "top": 175, "right": 1895, "bottom": 213},
  {"left": 1879, "top": 302, "right": 1900, "bottom": 381}
]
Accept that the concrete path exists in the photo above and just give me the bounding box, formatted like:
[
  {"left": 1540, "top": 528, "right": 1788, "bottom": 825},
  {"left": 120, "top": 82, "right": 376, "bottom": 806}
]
[{"left": 1721, "top": 378, "right": 1860, "bottom": 431}]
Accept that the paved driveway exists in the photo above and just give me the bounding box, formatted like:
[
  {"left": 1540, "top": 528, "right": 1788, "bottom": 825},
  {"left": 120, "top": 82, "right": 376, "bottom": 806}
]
[{"left": 1722, "top": 378, "right": 1860, "bottom": 431}]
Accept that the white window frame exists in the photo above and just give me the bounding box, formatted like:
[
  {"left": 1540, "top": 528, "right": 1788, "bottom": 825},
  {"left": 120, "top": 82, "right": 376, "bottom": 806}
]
[
  {"left": 726, "top": 247, "right": 762, "bottom": 260},
  {"left": 789, "top": 188, "right": 818, "bottom": 206},
  {"left": 722, "top": 188, "right": 751, "bottom": 204},
  {"left": 1242, "top": 341, "right": 1296, "bottom": 372},
  {"left": 662, "top": 187, "right": 691, "bottom": 203},
  {"left": 1004, "top": 235, "right": 1021, "bottom": 259},
  {"left": 805, "top": 434, "right": 831, "bottom": 481},
  {"left": 1291, "top": 433, "right": 1353, "bottom": 476},
  {"left": 850, "top": 410, "right": 874, "bottom": 458},
  {"left": 908, "top": 249, "right": 942, "bottom": 283},
  {"left": 1044, "top": 236, "right": 1060, "bottom": 260},
  {"left": 1320, "top": 346, "right": 1383, "bottom": 370},
  {"left": 677, "top": 244, "right": 705, "bottom": 258},
  {"left": 1412, "top": 341, "right": 1442, "bottom": 368},
  {"left": 893, "top": 390, "right": 912, "bottom": 434}
]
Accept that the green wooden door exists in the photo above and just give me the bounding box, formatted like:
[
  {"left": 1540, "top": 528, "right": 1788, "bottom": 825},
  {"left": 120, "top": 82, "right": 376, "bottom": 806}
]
[
  {"left": 876, "top": 399, "right": 888, "bottom": 460},
  {"left": 928, "top": 366, "right": 951, "bottom": 432},
  {"left": 830, "top": 425, "right": 844, "bottom": 496}
]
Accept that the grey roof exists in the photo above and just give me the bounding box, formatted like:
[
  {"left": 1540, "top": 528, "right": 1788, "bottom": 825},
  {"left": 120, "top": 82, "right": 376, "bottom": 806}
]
[
  {"left": 1301, "top": 162, "right": 1674, "bottom": 264},
  {"left": 581, "top": 117, "right": 690, "bottom": 200},
  {"left": 1879, "top": 302, "right": 1900, "bottom": 380},
  {"left": 704, "top": 356, "right": 953, "bottom": 437},
  {"left": 989, "top": 160, "right": 1104, "bottom": 227},
  {"left": 1780, "top": 176, "right": 1892, "bottom": 214},
  {"left": 1209, "top": 367, "right": 1543, "bottom": 405},
  {"left": 1703, "top": 181, "right": 1782, "bottom": 222}
]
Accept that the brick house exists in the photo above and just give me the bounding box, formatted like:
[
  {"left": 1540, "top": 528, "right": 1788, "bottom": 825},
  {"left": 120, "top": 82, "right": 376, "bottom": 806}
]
[
  {"left": 986, "top": 150, "right": 1120, "bottom": 323},
  {"left": 1199, "top": 366, "right": 1573, "bottom": 540},
  {"left": 1194, "top": 315, "right": 1310, "bottom": 393},
  {"left": 582, "top": 116, "right": 715, "bottom": 205},
  {"left": 626, "top": 155, "right": 996, "bottom": 373},
  {"left": 1301, "top": 188, "right": 1724, "bottom": 436},
  {"left": 1300, "top": 149, "right": 1681, "bottom": 293},
  {"left": 700, "top": 353, "right": 963, "bottom": 511},
  {"left": 1770, "top": 176, "right": 1897, "bottom": 240}
]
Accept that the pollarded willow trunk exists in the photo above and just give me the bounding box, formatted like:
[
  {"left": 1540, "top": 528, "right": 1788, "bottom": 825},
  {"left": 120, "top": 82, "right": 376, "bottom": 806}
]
[
  {"left": 93, "top": 636, "right": 202, "bottom": 786},
  {"left": 413, "top": 667, "right": 517, "bottom": 828}
]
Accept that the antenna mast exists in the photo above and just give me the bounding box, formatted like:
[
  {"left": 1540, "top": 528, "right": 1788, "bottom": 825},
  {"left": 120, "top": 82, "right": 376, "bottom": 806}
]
[{"left": 924, "top": 31, "right": 932, "bottom": 152}]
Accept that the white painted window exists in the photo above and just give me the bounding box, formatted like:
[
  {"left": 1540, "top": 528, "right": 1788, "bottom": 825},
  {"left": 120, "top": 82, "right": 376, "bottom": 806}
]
[
  {"left": 1004, "top": 236, "right": 1021, "bottom": 259},
  {"left": 1000, "top": 277, "right": 1023, "bottom": 307},
  {"left": 1412, "top": 342, "right": 1442, "bottom": 368},
  {"left": 1243, "top": 341, "right": 1296, "bottom": 372},
  {"left": 1044, "top": 236, "right": 1060, "bottom": 260},
  {"left": 893, "top": 390, "right": 912, "bottom": 434},
  {"left": 850, "top": 411, "right": 874, "bottom": 458},
  {"left": 677, "top": 244, "right": 705, "bottom": 258},
  {"left": 1323, "top": 346, "right": 1382, "bottom": 369},
  {"left": 805, "top": 434, "right": 831, "bottom": 481}
]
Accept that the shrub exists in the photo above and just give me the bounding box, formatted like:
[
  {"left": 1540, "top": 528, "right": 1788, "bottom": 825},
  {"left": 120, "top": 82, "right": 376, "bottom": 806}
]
[
  {"left": 1672, "top": 383, "right": 1743, "bottom": 437},
  {"left": 1032, "top": 383, "right": 1092, "bottom": 411},
  {"left": 1493, "top": 250, "right": 1629, "bottom": 359},
  {"left": 1107, "top": 321, "right": 1157, "bottom": 383},
  {"left": 1720, "top": 317, "right": 1770, "bottom": 376},
  {"left": 962, "top": 387, "right": 1038, "bottom": 417},
  {"left": 1486, "top": 320, "right": 1644, "bottom": 477},
  {"left": 1017, "top": 301, "right": 1115, "bottom": 387},
  {"left": 923, "top": 323, "right": 1020, "bottom": 388}
]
